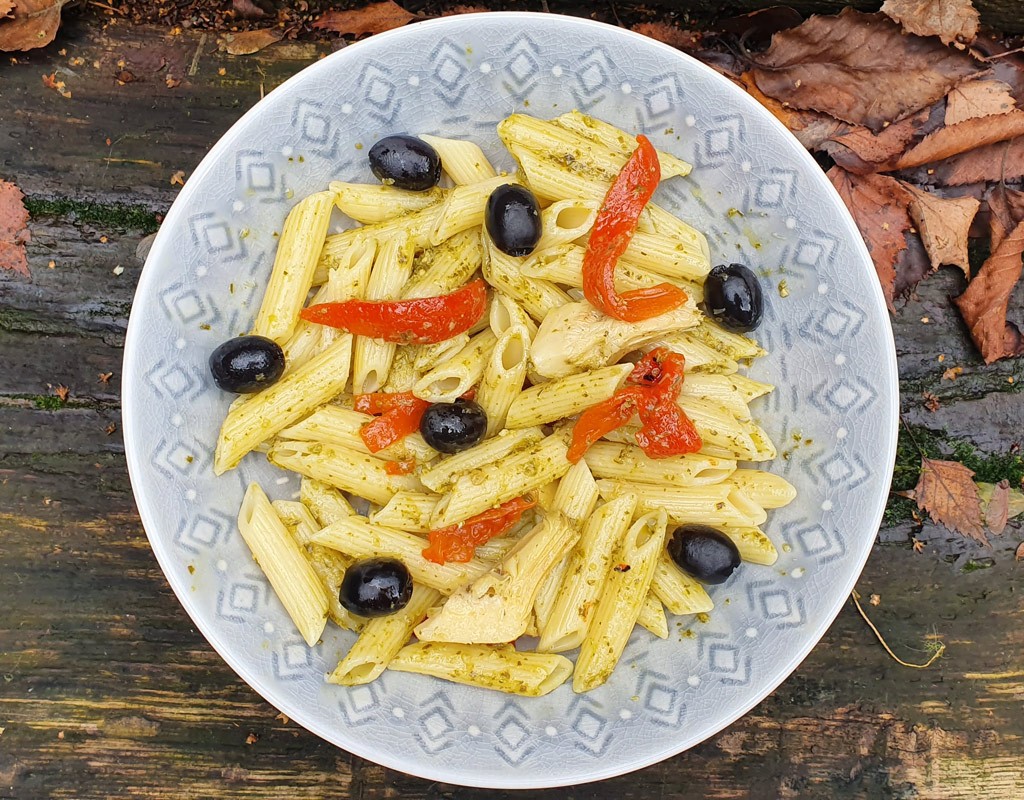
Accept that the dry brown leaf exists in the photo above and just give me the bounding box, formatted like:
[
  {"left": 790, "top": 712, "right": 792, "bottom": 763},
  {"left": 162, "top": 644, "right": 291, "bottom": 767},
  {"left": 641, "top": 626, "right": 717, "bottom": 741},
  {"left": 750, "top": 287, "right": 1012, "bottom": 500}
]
[
  {"left": 985, "top": 479, "right": 1010, "bottom": 534},
  {"left": 169, "top": 170, "right": 186, "bottom": 187},
  {"left": 828, "top": 167, "right": 913, "bottom": 310},
  {"left": 440, "top": 5, "right": 491, "bottom": 15},
  {"left": 631, "top": 23, "right": 701, "bottom": 50},
  {"left": 218, "top": 28, "right": 283, "bottom": 56},
  {"left": 881, "top": 0, "right": 979, "bottom": 46},
  {"left": 901, "top": 183, "right": 978, "bottom": 275},
  {"left": 941, "top": 365, "right": 964, "bottom": 380},
  {"left": 738, "top": 72, "right": 847, "bottom": 150},
  {"left": 1016, "top": 542, "right": 1024, "bottom": 561},
  {"left": 53, "top": 384, "right": 69, "bottom": 402},
  {"left": 923, "top": 136, "right": 1024, "bottom": 186},
  {"left": 231, "top": 0, "right": 266, "bottom": 19},
  {"left": 922, "top": 391, "right": 940, "bottom": 411},
  {"left": 822, "top": 112, "right": 926, "bottom": 174},
  {"left": 0, "top": 179, "right": 30, "bottom": 277},
  {"left": 945, "top": 79, "right": 1017, "bottom": 126},
  {"left": 978, "top": 481, "right": 1024, "bottom": 520},
  {"left": 911, "top": 457, "right": 987, "bottom": 545},
  {"left": 986, "top": 185, "right": 1024, "bottom": 250},
  {"left": 313, "top": 1, "right": 417, "bottom": 37},
  {"left": 912, "top": 537, "right": 925, "bottom": 553},
  {"left": 0, "top": 0, "right": 72, "bottom": 52},
  {"left": 751, "top": 10, "right": 979, "bottom": 131},
  {"left": 953, "top": 219, "right": 1024, "bottom": 363},
  {"left": 894, "top": 110, "right": 1024, "bottom": 170},
  {"left": 868, "top": 593, "right": 881, "bottom": 606},
  {"left": 98, "top": 372, "right": 113, "bottom": 384},
  {"left": 0, "top": 1, "right": 15, "bottom": 18}
]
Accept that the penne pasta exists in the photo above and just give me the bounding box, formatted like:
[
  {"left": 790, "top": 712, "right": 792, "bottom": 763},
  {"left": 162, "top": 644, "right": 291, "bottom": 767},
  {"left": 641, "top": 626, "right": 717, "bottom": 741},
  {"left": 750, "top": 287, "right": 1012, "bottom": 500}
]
[
  {"left": 637, "top": 593, "right": 669, "bottom": 639},
  {"left": 328, "top": 584, "right": 440, "bottom": 685},
  {"left": 535, "top": 198, "right": 598, "bottom": 251},
  {"left": 388, "top": 642, "right": 572, "bottom": 697},
  {"left": 370, "top": 491, "right": 440, "bottom": 534},
  {"left": 300, "top": 477, "right": 354, "bottom": 524},
  {"left": 504, "top": 363, "right": 632, "bottom": 429},
  {"left": 477, "top": 324, "right": 531, "bottom": 436},
  {"left": 312, "top": 515, "right": 490, "bottom": 595},
  {"left": 651, "top": 553, "right": 715, "bottom": 616},
  {"left": 330, "top": 182, "right": 447, "bottom": 224},
  {"left": 418, "top": 426, "right": 546, "bottom": 493},
  {"left": 412, "top": 329, "right": 498, "bottom": 403},
  {"left": 573, "top": 509, "right": 668, "bottom": 692},
  {"left": 538, "top": 493, "right": 637, "bottom": 653},
  {"left": 279, "top": 404, "right": 437, "bottom": 464},
  {"left": 268, "top": 440, "right": 422, "bottom": 506},
  {"left": 352, "top": 232, "right": 415, "bottom": 394},
  {"left": 583, "top": 442, "right": 736, "bottom": 487},
  {"left": 597, "top": 479, "right": 767, "bottom": 527},
  {"left": 430, "top": 429, "right": 573, "bottom": 527},
  {"left": 237, "top": 484, "right": 329, "bottom": 646},
  {"left": 214, "top": 335, "right": 353, "bottom": 474},
  {"left": 483, "top": 239, "right": 572, "bottom": 322},
  {"left": 418, "top": 133, "right": 497, "bottom": 185},
  {"left": 253, "top": 191, "right": 335, "bottom": 344}
]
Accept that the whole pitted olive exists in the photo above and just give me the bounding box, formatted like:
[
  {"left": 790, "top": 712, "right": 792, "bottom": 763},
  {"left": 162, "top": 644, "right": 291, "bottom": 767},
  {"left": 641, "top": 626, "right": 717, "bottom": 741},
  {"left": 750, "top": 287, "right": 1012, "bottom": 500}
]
[
  {"left": 209, "top": 335, "right": 285, "bottom": 393},
  {"left": 702, "top": 263, "right": 764, "bottom": 332},
  {"left": 339, "top": 558, "right": 414, "bottom": 617},
  {"left": 419, "top": 399, "right": 488, "bottom": 454},
  {"left": 368, "top": 134, "right": 442, "bottom": 191},
  {"left": 485, "top": 184, "right": 542, "bottom": 257},
  {"left": 667, "top": 524, "right": 741, "bottom": 585}
]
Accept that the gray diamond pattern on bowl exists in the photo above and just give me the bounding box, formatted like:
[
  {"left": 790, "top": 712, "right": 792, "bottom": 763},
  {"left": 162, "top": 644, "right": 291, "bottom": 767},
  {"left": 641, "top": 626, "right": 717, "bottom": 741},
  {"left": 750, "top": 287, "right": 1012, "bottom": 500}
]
[{"left": 122, "top": 13, "right": 897, "bottom": 788}]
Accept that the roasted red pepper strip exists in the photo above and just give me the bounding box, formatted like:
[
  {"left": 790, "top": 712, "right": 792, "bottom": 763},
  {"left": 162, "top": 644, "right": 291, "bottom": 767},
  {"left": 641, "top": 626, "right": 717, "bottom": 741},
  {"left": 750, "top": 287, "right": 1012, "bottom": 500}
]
[
  {"left": 384, "top": 459, "right": 416, "bottom": 475},
  {"left": 582, "top": 135, "right": 688, "bottom": 322},
  {"left": 301, "top": 279, "right": 488, "bottom": 345},
  {"left": 566, "top": 389, "right": 643, "bottom": 463},
  {"left": 355, "top": 391, "right": 430, "bottom": 453},
  {"left": 569, "top": 348, "right": 701, "bottom": 461},
  {"left": 422, "top": 497, "right": 537, "bottom": 564}
]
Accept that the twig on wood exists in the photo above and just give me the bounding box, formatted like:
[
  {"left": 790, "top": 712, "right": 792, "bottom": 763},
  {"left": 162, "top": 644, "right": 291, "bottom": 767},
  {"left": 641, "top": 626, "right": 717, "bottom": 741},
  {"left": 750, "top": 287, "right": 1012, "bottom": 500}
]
[
  {"left": 851, "top": 590, "right": 946, "bottom": 669},
  {"left": 188, "top": 32, "right": 207, "bottom": 77}
]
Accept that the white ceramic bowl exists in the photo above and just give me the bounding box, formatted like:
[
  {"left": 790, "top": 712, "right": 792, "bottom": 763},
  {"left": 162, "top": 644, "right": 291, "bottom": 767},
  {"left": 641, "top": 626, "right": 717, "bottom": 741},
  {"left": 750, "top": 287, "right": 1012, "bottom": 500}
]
[{"left": 123, "top": 12, "right": 898, "bottom": 788}]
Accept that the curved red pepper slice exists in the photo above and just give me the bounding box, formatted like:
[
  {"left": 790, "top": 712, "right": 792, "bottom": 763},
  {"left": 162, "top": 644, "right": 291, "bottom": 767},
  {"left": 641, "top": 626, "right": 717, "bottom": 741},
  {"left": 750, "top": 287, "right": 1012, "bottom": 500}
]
[
  {"left": 566, "top": 389, "right": 643, "bottom": 464},
  {"left": 582, "top": 135, "right": 688, "bottom": 322},
  {"left": 422, "top": 496, "right": 537, "bottom": 564},
  {"left": 301, "top": 279, "right": 488, "bottom": 345},
  {"left": 569, "top": 348, "right": 701, "bottom": 461},
  {"left": 355, "top": 391, "right": 430, "bottom": 453}
]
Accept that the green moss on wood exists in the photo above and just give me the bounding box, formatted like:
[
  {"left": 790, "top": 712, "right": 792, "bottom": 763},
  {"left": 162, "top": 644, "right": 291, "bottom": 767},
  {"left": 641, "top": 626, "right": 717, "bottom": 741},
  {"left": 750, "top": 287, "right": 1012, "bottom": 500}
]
[{"left": 24, "top": 197, "right": 160, "bottom": 233}]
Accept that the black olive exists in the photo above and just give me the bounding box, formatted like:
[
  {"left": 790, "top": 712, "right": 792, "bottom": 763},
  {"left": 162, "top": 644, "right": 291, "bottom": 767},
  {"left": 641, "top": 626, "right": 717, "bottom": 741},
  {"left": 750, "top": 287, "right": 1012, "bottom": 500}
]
[
  {"left": 702, "top": 263, "right": 764, "bottom": 332},
  {"left": 667, "top": 524, "right": 741, "bottom": 585},
  {"left": 209, "top": 335, "right": 285, "bottom": 393},
  {"left": 339, "top": 558, "right": 413, "bottom": 618},
  {"left": 419, "top": 400, "right": 487, "bottom": 454},
  {"left": 485, "top": 184, "right": 542, "bottom": 257},
  {"left": 368, "top": 135, "right": 441, "bottom": 191}
]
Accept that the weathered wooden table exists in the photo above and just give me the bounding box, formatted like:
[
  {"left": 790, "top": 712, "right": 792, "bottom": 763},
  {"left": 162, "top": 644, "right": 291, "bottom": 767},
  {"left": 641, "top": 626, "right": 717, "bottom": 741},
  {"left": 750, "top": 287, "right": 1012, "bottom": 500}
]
[{"left": 2, "top": 14, "right": 1023, "bottom": 800}]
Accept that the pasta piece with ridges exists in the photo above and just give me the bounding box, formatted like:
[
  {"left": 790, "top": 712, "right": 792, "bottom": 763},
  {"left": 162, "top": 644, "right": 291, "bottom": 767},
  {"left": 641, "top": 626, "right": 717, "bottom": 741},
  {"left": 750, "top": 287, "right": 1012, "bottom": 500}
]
[
  {"left": 388, "top": 642, "right": 573, "bottom": 697},
  {"left": 237, "top": 484, "right": 328, "bottom": 646}
]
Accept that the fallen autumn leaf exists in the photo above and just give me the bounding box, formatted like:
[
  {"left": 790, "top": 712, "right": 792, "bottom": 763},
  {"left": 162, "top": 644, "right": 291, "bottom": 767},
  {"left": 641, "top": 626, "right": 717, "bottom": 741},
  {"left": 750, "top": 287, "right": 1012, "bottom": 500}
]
[
  {"left": 827, "top": 167, "right": 913, "bottom": 309},
  {"left": 944, "top": 79, "right": 1017, "bottom": 126},
  {"left": 881, "top": 0, "right": 980, "bottom": 47},
  {"left": 313, "top": 1, "right": 417, "bottom": 37},
  {"left": 893, "top": 110, "right": 1024, "bottom": 170},
  {"left": 953, "top": 219, "right": 1024, "bottom": 363},
  {"left": 984, "top": 479, "right": 1010, "bottom": 534},
  {"left": 0, "top": 179, "right": 31, "bottom": 277},
  {"left": 631, "top": 22, "right": 701, "bottom": 50},
  {"left": 0, "top": 0, "right": 72, "bottom": 52},
  {"left": 911, "top": 457, "right": 988, "bottom": 545},
  {"left": 218, "top": 27, "right": 284, "bottom": 56},
  {"left": 902, "top": 183, "right": 978, "bottom": 275},
  {"left": 751, "top": 9, "right": 979, "bottom": 130}
]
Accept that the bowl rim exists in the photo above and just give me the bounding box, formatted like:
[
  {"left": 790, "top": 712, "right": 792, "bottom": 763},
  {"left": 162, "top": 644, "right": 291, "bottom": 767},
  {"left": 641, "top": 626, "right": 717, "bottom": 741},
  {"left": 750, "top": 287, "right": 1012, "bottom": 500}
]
[{"left": 122, "top": 10, "right": 899, "bottom": 789}]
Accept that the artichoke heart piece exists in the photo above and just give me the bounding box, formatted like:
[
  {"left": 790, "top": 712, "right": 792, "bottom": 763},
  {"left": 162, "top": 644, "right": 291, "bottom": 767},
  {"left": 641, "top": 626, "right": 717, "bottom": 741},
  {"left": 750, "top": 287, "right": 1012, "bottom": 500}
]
[
  {"left": 530, "top": 301, "right": 701, "bottom": 379},
  {"left": 414, "top": 514, "right": 579, "bottom": 644}
]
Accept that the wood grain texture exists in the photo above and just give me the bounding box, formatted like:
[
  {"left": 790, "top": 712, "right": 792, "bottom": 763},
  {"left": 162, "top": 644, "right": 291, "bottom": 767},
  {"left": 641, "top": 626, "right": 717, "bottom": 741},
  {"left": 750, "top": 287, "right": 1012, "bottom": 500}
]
[{"left": 1, "top": 17, "right": 1023, "bottom": 800}]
